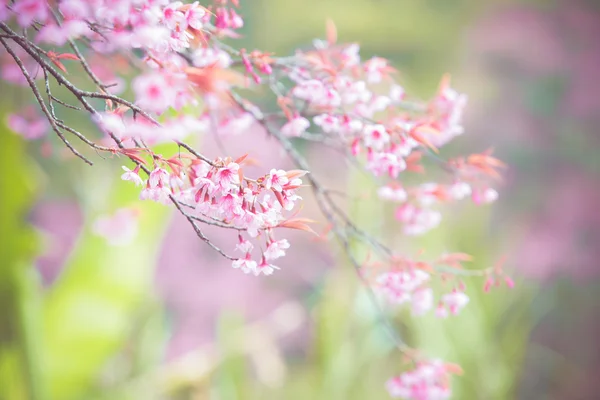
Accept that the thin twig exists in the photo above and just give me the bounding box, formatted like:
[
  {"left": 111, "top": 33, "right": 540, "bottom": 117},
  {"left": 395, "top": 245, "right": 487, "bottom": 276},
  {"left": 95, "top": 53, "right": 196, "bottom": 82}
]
[
  {"left": 170, "top": 195, "right": 236, "bottom": 260},
  {"left": 50, "top": 95, "right": 82, "bottom": 110},
  {"left": 175, "top": 141, "right": 216, "bottom": 167}
]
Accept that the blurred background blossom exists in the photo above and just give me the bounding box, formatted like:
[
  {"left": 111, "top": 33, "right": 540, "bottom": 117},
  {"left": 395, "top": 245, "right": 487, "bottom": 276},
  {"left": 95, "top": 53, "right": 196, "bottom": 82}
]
[{"left": 1, "top": 0, "right": 599, "bottom": 399}]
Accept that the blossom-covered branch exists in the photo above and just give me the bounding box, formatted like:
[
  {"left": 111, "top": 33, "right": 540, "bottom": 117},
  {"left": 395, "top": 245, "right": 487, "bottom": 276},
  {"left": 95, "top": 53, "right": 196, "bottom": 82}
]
[{"left": 0, "top": 1, "right": 511, "bottom": 398}]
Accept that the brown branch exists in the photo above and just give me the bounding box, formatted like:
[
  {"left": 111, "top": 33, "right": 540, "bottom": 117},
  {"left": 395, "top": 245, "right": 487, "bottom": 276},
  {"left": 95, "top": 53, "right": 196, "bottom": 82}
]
[
  {"left": 230, "top": 91, "right": 412, "bottom": 354},
  {"left": 0, "top": 36, "right": 93, "bottom": 165}
]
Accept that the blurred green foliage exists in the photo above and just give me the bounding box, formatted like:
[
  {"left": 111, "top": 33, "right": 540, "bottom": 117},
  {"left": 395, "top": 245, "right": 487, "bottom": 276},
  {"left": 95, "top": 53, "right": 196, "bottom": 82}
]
[
  {"left": 0, "top": 121, "right": 172, "bottom": 399},
  {"left": 0, "top": 112, "right": 44, "bottom": 400},
  {"left": 40, "top": 166, "right": 171, "bottom": 399}
]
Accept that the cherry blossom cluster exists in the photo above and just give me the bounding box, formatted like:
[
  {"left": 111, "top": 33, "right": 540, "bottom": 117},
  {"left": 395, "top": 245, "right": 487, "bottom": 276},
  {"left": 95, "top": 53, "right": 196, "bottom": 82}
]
[
  {"left": 366, "top": 253, "right": 473, "bottom": 319},
  {"left": 92, "top": 208, "right": 140, "bottom": 246},
  {"left": 378, "top": 180, "right": 497, "bottom": 236},
  {"left": 267, "top": 35, "right": 505, "bottom": 239},
  {"left": 120, "top": 149, "right": 307, "bottom": 275},
  {"left": 0, "top": 1, "right": 511, "bottom": 398},
  {"left": 386, "top": 359, "right": 462, "bottom": 400},
  {"left": 13, "top": 0, "right": 212, "bottom": 51}
]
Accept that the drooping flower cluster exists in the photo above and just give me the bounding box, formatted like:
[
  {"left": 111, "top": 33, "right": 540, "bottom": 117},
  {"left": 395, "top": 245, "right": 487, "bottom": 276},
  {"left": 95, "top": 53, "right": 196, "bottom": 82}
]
[{"left": 120, "top": 149, "right": 307, "bottom": 276}]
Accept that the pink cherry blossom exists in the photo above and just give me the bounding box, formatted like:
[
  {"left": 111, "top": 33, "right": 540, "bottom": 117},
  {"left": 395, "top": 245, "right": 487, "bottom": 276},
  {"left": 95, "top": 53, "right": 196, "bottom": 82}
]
[
  {"left": 292, "top": 79, "right": 324, "bottom": 102},
  {"left": 92, "top": 208, "right": 139, "bottom": 246},
  {"left": 376, "top": 270, "right": 431, "bottom": 306},
  {"left": 471, "top": 187, "right": 499, "bottom": 204},
  {"left": 0, "top": 0, "right": 9, "bottom": 22},
  {"left": 363, "top": 124, "right": 390, "bottom": 151},
  {"left": 335, "top": 77, "right": 371, "bottom": 104},
  {"left": 264, "top": 239, "right": 290, "bottom": 261},
  {"left": 162, "top": 2, "right": 186, "bottom": 29},
  {"left": 313, "top": 114, "right": 340, "bottom": 134},
  {"left": 389, "top": 84, "right": 406, "bottom": 103},
  {"left": 149, "top": 167, "right": 170, "bottom": 188},
  {"left": 236, "top": 235, "right": 254, "bottom": 253},
  {"left": 366, "top": 152, "right": 406, "bottom": 178},
  {"left": 1, "top": 45, "right": 42, "bottom": 86},
  {"left": 36, "top": 20, "right": 91, "bottom": 46},
  {"left": 191, "top": 47, "right": 232, "bottom": 68},
  {"left": 281, "top": 116, "right": 310, "bottom": 137},
  {"left": 228, "top": 8, "right": 244, "bottom": 29},
  {"left": 436, "top": 304, "right": 449, "bottom": 319},
  {"left": 292, "top": 79, "right": 341, "bottom": 107},
  {"left": 340, "top": 43, "right": 360, "bottom": 66},
  {"left": 449, "top": 182, "right": 472, "bottom": 200},
  {"left": 12, "top": 0, "right": 49, "bottom": 28},
  {"left": 184, "top": 2, "right": 206, "bottom": 30},
  {"left": 355, "top": 95, "right": 391, "bottom": 118},
  {"left": 378, "top": 185, "right": 408, "bottom": 203},
  {"left": 214, "top": 6, "right": 244, "bottom": 31},
  {"left": 441, "top": 291, "right": 470, "bottom": 315},
  {"left": 254, "top": 258, "right": 279, "bottom": 276},
  {"left": 215, "top": 162, "right": 240, "bottom": 189},
  {"left": 339, "top": 116, "right": 363, "bottom": 136},
  {"left": 416, "top": 183, "right": 441, "bottom": 207},
  {"left": 132, "top": 72, "right": 178, "bottom": 114},
  {"left": 140, "top": 184, "right": 170, "bottom": 204},
  {"left": 233, "top": 210, "right": 263, "bottom": 238},
  {"left": 218, "top": 113, "right": 254, "bottom": 136},
  {"left": 411, "top": 288, "right": 434, "bottom": 316},
  {"left": 7, "top": 110, "right": 49, "bottom": 140},
  {"left": 59, "top": 0, "right": 90, "bottom": 19},
  {"left": 264, "top": 169, "right": 289, "bottom": 192},
  {"left": 397, "top": 206, "right": 441, "bottom": 236},
  {"left": 386, "top": 359, "right": 454, "bottom": 399},
  {"left": 218, "top": 193, "right": 243, "bottom": 219},
  {"left": 121, "top": 166, "right": 144, "bottom": 186},
  {"left": 232, "top": 255, "right": 257, "bottom": 275},
  {"left": 504, "top": 276, "right": 515, "bottom": 289},
  {"left": 364, "top": 57, "right": 390, "bottom": 83}
]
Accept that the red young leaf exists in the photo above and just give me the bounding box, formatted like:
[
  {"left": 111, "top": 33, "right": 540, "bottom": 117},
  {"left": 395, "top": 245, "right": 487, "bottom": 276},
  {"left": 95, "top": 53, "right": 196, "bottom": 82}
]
[
  {"left": 277, "top": 218, "right": 318, "bottom": 235},
  {"left": 272, "top": 189, "right": 285, "bottom": 208},
  {"left": 286, "top": 169, "right": 309, "bottom": 180},
  {"left": 234, "top": 153, "right": 249, "bottom": 164},
  {"left": 56, "top": 53, "right": 80, "bottom": 61},
  {"left": 52, "top": 60, "right": 68, "bottom": 73}
]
